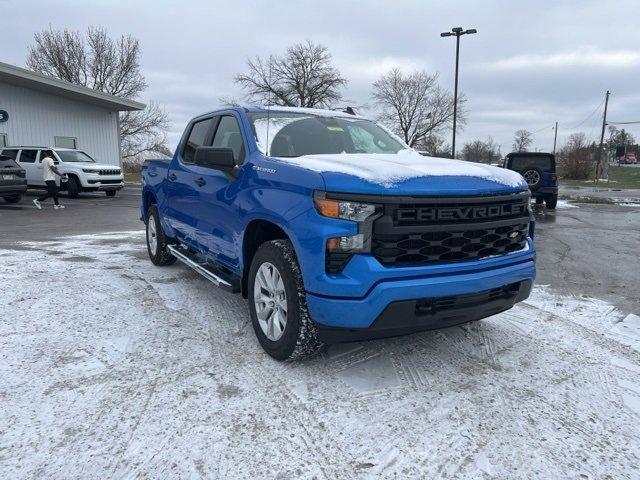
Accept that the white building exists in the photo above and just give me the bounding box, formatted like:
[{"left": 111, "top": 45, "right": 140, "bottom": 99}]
[{"left": 0, "top": 61, "right": 144, "bottom": 167}]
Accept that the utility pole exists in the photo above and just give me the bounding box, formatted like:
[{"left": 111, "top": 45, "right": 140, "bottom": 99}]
[
  {"left": 552, "top": 121, "right": 558, "bottom": 155},
  {"left": 595, "top": 90, "right": 610, "bottom": 186},
  {"left": 441, "top": 27, "right": 477, "bottom": 159}
]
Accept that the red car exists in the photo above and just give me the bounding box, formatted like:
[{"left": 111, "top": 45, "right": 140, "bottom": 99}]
[{"left": 619, "top": 152, "right": 638, "bottom": 164}]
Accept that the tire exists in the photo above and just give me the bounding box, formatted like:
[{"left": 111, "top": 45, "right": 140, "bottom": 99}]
[
  {"left": 545, "top": 194, "right": 558, "bottom": 209},
  {"left": 521, "top": 166, "right": 544, "bottom": 191},
  {"left": 105, "top": 190, "right": 116, "bottom": 197},
  {"left": 66, "top": 177, "right": 81, "bottom": 198},
  {"left": 3, "top": 194, "right": 22, "bottom": 204},
  {"left": 145, "top": 205, "right": 176, "bottom": 266},
  {"left": 248, "top": 239, "right": 322, "bottom": 361}
]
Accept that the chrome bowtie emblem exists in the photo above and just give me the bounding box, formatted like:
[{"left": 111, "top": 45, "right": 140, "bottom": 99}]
[{"left": 508, "top": 230, "right": 520, "bottom": 239}]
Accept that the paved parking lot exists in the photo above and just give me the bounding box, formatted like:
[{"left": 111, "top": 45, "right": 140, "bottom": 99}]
[{"left": 1, "top": 188, "right": 639, "bottom": 478}]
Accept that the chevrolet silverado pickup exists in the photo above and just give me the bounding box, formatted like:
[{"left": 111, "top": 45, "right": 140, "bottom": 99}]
[{"left": 141, "top": 106, "right": 536, "bottom": 360}]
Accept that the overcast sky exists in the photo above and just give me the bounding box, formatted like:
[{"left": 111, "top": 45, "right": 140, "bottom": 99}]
[{"left": 2, "top": 0, "right": 640, "bottom": 153}]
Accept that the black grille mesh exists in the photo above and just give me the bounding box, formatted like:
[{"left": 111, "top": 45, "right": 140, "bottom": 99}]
[{"left": 372, "top": 222, "right": 528, "bottom": 266}]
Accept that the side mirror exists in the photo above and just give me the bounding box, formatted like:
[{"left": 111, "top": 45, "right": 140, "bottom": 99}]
[{"left": 194, "top": 147, "right": 235, "bottom": 171}]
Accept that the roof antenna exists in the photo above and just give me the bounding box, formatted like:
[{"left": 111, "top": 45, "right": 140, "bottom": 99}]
[
  {"left": 265, "top": 55, "right": 273, "bottom": 157},
  {"left": 344, "top": 106, "right": 356, "bottom": 115}
]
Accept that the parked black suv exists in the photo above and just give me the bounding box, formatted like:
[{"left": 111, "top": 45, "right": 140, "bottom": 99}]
[
  {"left": 504, "top": 152, "right": 558, "bottom": 209},
  {"left": 0, "top": 154, "right": 27, "bottom": 203}
]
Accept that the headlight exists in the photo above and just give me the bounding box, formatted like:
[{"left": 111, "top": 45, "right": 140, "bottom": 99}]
[
  {"left": 314, "top": 192, "right": 382, "bottom": 261},
  {"left": 82, "top": 169, "right": 97, "bottom": 173},
  {"left": 314, "top": 198, "right": 378, "bottom": 222}
]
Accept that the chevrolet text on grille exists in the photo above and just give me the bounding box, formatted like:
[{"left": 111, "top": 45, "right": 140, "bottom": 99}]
[{"left": 396, "top": 203, "right": 527, "bottom": 222}]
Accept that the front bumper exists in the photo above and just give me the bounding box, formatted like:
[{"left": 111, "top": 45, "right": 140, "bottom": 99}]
[
  {"left": 317, "top": 280, "right": 533, "bottom": 343},
  {"left": 306, "top": 239, "right": 536, "bottom": 333},
  {"left": 81, "top": 175, "right": 124, "bottom": 191}
]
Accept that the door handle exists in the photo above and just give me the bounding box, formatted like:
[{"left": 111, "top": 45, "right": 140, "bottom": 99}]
[
  {"left": 168, "top": 173, "right": 177, "bottom": 181},
  {"left": 195, "top": 177, "right": 206, "bottom": 187}
]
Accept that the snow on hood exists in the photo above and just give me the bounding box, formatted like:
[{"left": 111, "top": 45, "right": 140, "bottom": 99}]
[{"left": 273, "top": 151, "right": 527, "bottom": 189}]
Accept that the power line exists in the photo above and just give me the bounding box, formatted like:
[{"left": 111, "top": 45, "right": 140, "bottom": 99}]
[
  {"left": 530, "top": 123, "right": 555, "bottom": 135},
  {"left": 608, "top": 120, "right": 640, "bottom": 125},
  {"left": 566, "top": 97, "right": 606, "bottom": 130}
]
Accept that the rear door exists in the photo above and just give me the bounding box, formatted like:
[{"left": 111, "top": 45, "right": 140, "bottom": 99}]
[
  {"left": 15, "top": 149, "right": 40, "bottom": 185},
  {"left": 192, "top": 114, "right": 246, "bottom": 269},
  {"left": 163, "top": 116, "right": 218, "bottom": 245}
]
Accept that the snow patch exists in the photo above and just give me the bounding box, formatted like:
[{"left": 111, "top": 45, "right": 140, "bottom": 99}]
[
  {"left": 556, "top": 199, "right": 579, "bottom": 209},
  {"left": 275, "top": 152, "right": 527, "bottom": 188}
]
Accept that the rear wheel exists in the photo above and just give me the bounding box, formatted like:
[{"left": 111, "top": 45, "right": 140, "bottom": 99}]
[
  {"left": 248, "top": 239, "right": 322, "bottom": 361},
  {"left": 545, "top": 194, "right": 558, "bottom": 209},
  {"left": 145, "top": 205, "right": 176, "bottom": 266},
  {"left": 105, "top": 190, "right": 117, "bottom": 197},
  {"left": 66, "top": 177, "right": 80, "bottom": 198},
  {"left": 3, "top": 194, "right": 22, "bottom": 203}
]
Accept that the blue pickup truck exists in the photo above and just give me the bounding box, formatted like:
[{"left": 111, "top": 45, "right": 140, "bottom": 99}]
[{"left": 141, "top": 106, "right": 536, "bottom": 360}]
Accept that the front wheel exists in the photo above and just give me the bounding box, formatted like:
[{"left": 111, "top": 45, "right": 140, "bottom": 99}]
[
  {"left": 66, "top": 177, "right": 80, "bottom": 198},
  {"left": 248, "top": 239, "right": 322, "bottom": 361},
  {"left": 145, "top": 205, "right": 176, "bottom": 266},
  {"left": 105, "top": 190, "right": 116, "bottom": 197},
  {"left": 3, "top": 194, "right": 22, "bottom": 203}
]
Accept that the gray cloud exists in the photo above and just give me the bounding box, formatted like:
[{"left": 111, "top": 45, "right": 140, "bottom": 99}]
[{"left": 2, "top": 0, "right": 639, "bottom": 152}]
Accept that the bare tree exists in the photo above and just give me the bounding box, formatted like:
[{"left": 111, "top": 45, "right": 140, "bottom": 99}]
[
  {"left": 512, "top": 129, "right": 533, "bottom": 152},
  {"left": 558, "top": 132, "right": 596, "bottom": 179},
  {"left": 414, "top": 134, "right": 451, "bottom": 158},
  {"left": 371, "top": 68, "right": 466, "bottom": 149},
  {"left": 462, "top": 137, "right": 501, "bottom": 163},
  {"left": 234, "top": 40, "right": 347, "bottom": 108},
  {"left": 27, "top": 26, "right": 168, "bottom": 158}
]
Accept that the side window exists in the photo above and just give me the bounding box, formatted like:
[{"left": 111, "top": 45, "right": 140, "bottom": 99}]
[
  {"left": 182, "top": 117, "right": 216, "bottom": 164},
  {"left": 41, "top": 150, "right": 57, "bottom": 163},
  {"left": 0, "top": 133, "right": 7, "bottom": 148},
  {"left": 212, "top": 116, "right": 244, "bottom": 163},
  {"left": 1, "top": 149, "right": 19, "bottom": 160},
  {"left": 19, "top": 149, "right": 38, "bottom": 163}
]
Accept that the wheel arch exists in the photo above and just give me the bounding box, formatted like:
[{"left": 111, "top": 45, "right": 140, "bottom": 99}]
[{"left": 241, "top": 219, "right": 292, "bottom": 298}]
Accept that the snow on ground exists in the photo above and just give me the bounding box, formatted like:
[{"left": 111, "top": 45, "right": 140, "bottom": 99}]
[
  {"left": 1, "top": 232, "right": 640, "bottom": 479},
  {"left": 555, "top": 199, "right": 579, "bottom": 209}
]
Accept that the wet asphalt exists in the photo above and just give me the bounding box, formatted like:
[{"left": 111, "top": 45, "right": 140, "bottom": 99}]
[{"left": 1, "top": 186, "right": 638, "bottom": 315}]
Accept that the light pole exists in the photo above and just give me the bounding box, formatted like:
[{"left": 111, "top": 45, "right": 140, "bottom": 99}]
[{"left": 441, "top": 27, "right": 477, "bottom": 159}]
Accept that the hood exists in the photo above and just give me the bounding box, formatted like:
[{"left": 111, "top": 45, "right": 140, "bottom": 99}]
[
  {"left": 63, "top": 162, "right": 120, "bottom": 170},
  {"left": 273, "top": 151, "right": 528, "bottom": 196}
]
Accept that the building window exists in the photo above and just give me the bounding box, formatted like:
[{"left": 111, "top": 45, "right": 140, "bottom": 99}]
[
  {"left": 0, "top": 133, "right": 7, "bottom": 148},
  {"left": 55, "top": 136, "right": 77, "bottom": 149}
]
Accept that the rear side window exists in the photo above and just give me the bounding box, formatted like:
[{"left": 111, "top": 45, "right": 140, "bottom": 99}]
[
  {"left": 1, "top": 149, "right": 19, "bottom": 160},
  {"left": 212, "top": 116, "right": 244, "bottom": 163},
  {"left": 19, "top": 149, "right": 38, "bottom": 163},
  {"left": 509, "top": 155, "right": 553, "bottom": 171},
  {"left": 182, "top": 118, "right": 216, "bottom": 163}
]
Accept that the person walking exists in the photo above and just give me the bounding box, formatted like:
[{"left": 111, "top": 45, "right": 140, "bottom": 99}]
[{"left": 33, "top": 150, "right": 66, "bottom": 209}]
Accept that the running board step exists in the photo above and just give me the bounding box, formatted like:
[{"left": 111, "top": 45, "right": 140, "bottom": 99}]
[{"left": 167, "top": 245, "right": 240, "bottom": 293}]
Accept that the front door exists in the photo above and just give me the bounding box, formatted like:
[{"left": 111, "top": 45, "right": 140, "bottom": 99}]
[
  {"left": 163, "top": 116, "right": 218, "bottom": 246},
  {"left": 191, "top": 114, "right": 246, "bottom": 271}
]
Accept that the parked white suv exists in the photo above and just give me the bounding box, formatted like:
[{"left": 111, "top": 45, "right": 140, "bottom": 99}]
[{"left": 0, "top": 147, "right": 124, "bottom": 197}]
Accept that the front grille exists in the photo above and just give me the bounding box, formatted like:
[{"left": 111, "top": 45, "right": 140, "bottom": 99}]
[
  {"left": 371, "top": 193, "right": 530, "bottom": 267},
  {"left": 88, "top": 179, "right": 122, "bottom": 184},
  {"left": 99, "top": 169, "right": 121, "bottom": 176}
]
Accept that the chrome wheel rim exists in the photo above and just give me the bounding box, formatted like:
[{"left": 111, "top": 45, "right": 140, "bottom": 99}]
[
  {"left": 147, "top": 216, "right": 158, "bottom": 255},
  {"left": 254, "top": 262, "right": 287, "bottom": 341},
  {"left": 524, "top": 170, "right": 540, "bottom": 186}
]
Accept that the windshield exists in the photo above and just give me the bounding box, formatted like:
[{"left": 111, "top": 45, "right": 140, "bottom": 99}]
[
  {"left": 248, "top": 112, "right": 407, "bottom": 157},
  {"left": 56, "top": 150, "right": 96, "bottom": 163}
]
